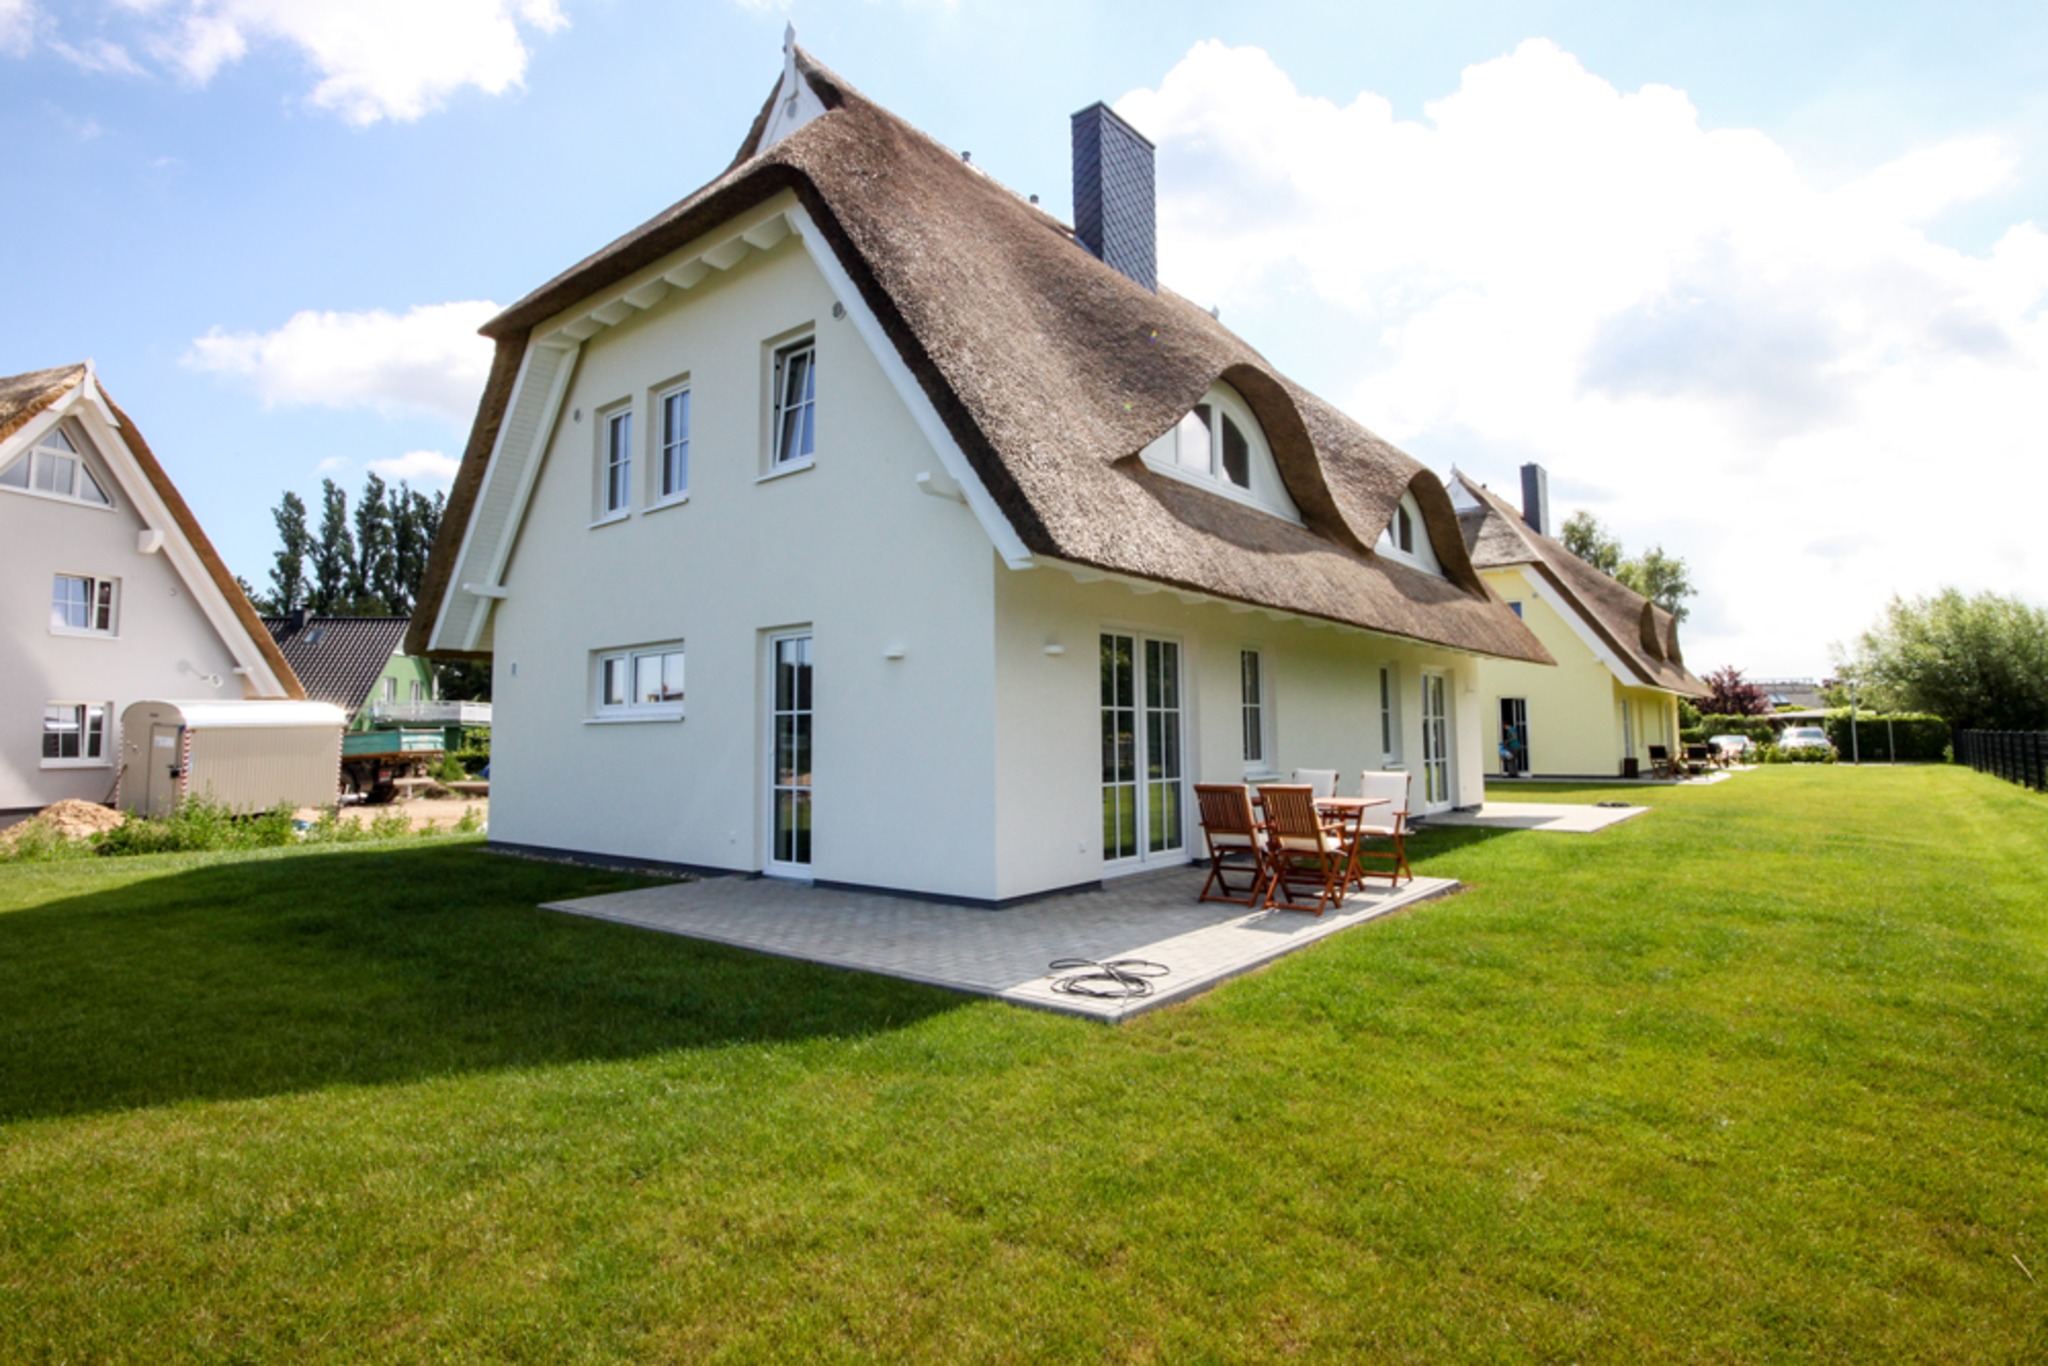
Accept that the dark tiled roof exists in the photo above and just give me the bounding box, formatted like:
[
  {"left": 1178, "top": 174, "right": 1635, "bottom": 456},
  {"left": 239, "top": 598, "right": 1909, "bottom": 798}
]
[
  {"left": 1454, "top": 478, "right": 1709, "bottom": 698},
  {"left": 262, "top": 616, "right": 410, "bottom": 715},
  {"left": 412, "top": 50, "right": 1550, "bottom": 667}
]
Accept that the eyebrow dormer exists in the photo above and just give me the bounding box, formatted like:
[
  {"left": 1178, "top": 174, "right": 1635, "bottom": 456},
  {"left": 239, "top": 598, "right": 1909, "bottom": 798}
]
[
  {"left": 1138, "top": 381, "right": 1301, "bottom": 523},
  {"left": 1377, "top": 487, "right": 1444, "bottom": 576}
]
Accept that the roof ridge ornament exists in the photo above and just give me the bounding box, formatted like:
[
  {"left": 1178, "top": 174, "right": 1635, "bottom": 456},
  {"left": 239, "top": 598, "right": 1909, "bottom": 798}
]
[{"left": 759, "top": 23, "right": 826, "bottom": 155}]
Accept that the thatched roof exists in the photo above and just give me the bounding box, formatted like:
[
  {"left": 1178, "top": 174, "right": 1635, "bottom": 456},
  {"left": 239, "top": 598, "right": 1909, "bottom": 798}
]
[
  {"left": 411, "top": 50, "right": 1550, "bottom": 667},
  {"left": 0, "top": 363, "right": 306, "bottom": 700},
  {"left": 1454, "top": 477, "right": 1708, "bottom": 697}
]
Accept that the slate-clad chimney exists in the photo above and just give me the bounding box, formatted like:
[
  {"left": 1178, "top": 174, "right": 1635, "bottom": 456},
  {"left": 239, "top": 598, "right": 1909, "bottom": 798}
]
[
  {"left": 1071, "top": 102, "right": 1157, "bottom": 292},
  {"left": 1520, "top": 463, "right": 1550, "bottom": 537}
]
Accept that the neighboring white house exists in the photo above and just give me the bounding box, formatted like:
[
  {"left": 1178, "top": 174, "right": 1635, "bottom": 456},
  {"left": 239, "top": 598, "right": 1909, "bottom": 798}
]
[
  {"left": 1450, "top": 469, "right": 1709, "bottom": 779},
  {"left": 413, "top": 40, "right": 1551, "bottom": 904},
  {"left": 0, "top": 363, "right": 302, "bottom": 819}
]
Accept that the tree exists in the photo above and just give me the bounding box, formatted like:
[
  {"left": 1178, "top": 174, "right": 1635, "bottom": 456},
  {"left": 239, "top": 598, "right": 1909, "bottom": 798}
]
[
  {"left": 1701, "top": 666, "right": 1770, "bottom": 717},
  {"left": 268, "top": 490, "right": 313, "bottom": 614},
  {"left": 390, "top": 484, "right": 443, "bottom": 614},
  {"left": 1839, "top": 590, "right": 2048, "bottom": 731},
  {"left": 310, "top": 479, "right": 355, "bottom": 615},
  {"left": 236, "top": 575, "right": 275, "bottom": 615},
  {"left": 353, "top": 472, "right": 397, "bottom": 613},
  {"left": 1618, "top": 545, "right": 1696, "bottom": 624},
  {"left": 1560, "top": 510, "right": 1696, "bottom": 622},
  {"left": 1560, "top": 511, "right": 1623, "bottom": 575}
]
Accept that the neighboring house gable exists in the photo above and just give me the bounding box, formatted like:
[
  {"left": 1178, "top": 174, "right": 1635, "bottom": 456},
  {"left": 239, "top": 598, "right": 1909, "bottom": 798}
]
[
  {"left": 262, "top": 615, "right": 429, "bottom": 730},
  {"left": 0, "top": 363, "right": 303, "bottom": 814}
]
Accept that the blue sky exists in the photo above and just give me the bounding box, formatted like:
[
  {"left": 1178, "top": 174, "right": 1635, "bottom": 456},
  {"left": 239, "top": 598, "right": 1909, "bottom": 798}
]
[{"left": 5, "top": 0, "right": 2044, "bottom": 676}]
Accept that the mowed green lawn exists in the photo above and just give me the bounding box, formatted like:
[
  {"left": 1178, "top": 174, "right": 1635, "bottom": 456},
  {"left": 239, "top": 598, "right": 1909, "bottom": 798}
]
[{"left": 3, "top": 768, "right": 2046, "bottom": 1362}]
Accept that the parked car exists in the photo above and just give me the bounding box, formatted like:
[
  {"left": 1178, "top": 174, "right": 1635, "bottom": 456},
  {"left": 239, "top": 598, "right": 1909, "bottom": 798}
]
[
  {"left": 1779, "top": 726, "right": 1833, "bottom": 752},
  {"left": 1709, "top": 734, "right": 1754, "bottom": 763}
]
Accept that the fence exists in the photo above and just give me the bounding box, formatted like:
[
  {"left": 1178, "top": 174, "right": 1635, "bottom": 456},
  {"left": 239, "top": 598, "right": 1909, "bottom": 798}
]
[{"left": 1955, "top": 731, "right": 2048, "bottom": 792}]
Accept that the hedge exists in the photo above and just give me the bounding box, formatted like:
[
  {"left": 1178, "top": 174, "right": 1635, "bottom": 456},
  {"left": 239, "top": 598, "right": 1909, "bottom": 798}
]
[
  {"left": 1693, "top": 715, "right": 1779, "bottom": 745},
  {"left": 1823, "top": 711, "right": 1949, "bottom": 762}
]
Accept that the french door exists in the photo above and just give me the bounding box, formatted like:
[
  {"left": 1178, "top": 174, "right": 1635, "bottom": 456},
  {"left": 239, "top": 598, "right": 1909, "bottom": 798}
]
[
  {"left": 1499, "top": 697, "right": 1529, "bottom": 777},
  {"left": 766, "top": 631, "right": 813, "bottom": 876},
  {"left": 1420, "top": 670, "right": 1452, "bottom": 811},
  {"left": 1101, "top": 632, "right": 1185, "bottom": 866}
]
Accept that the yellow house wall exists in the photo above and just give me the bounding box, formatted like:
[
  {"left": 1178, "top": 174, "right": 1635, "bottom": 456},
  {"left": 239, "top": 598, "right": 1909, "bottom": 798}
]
[{"left": 1475, "top": 566, "right": 1682, "bottom": 778}]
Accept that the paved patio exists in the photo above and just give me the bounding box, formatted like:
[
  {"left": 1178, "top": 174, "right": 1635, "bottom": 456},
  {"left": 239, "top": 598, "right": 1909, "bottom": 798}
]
[
  {"left": 1425, "top": 801, "right": 1649, "bottom": 833},
  {"left": 543, "top": 865, "right": 1459, "bottom": 1022}
]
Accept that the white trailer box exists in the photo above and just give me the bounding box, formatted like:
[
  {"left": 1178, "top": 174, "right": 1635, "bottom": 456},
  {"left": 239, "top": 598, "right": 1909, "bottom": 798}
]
[{"left": 119, "top": 700, "right": 347, "bottom": 817}]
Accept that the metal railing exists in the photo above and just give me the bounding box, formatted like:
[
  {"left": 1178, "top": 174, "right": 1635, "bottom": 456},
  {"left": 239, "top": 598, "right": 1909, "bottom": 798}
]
[
  {"left": 369, "top": 700, "right": 493, "bottom": 726},
  {"left": 1955, "top": 730, "right": 2048, "bottom": 792}
]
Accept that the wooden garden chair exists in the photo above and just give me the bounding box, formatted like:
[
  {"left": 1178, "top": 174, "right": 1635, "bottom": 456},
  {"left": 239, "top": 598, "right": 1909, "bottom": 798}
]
[
  {"left": 1256, "top": 784, "right": 1353, "bottom": 916},
  {"left": 1355, "top": 770, "right": 1414, "bottom": 888},
  {"left": 1193, "top": 783, "right": 1266, "bottom": 907},
  {"left": 1646, "top": 745, "right": 1677, "bottom": 780},
  {"left": 1290, "top": 768, "right": 1339, "bottom": 799}
]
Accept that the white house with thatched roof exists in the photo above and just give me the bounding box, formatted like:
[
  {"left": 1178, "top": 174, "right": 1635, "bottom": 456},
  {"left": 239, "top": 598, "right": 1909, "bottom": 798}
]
[
  {"left": 0, "top": 363, "right": 303, "bottom": 820},
  {"left": 413, "top": 36, "right": 1551, "bottom": 904},
  {"left": 1450, "top": 469, "right": 1709, "bottom": 779}
]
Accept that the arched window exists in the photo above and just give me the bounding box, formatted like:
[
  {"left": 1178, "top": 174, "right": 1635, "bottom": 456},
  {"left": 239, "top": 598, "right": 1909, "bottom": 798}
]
[
  {"left": 0, "top": 426, "right": 113, "bottom": 508},
  {"left": 1140, "top": 383, "right": 1300, "bottom": 523},
  {"left": 1377, "top": 489, "right": 1443, "bottom": 576}
]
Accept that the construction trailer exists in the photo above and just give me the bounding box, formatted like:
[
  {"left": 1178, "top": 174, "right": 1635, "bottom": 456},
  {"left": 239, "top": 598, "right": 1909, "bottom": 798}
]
[{"left": 118, "top": 699, "right": 347, "bottom": 817}]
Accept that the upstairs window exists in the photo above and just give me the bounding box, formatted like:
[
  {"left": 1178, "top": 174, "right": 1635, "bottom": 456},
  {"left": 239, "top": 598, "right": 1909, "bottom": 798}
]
[
  {"left": 657, "top": 383, "right": 691, "bottom": 501},
  {"left": 600, "top": 408, "right": 633, "bottom": 517},
  {"left": 1378, "top": 489, "right": 1445, "bottom": 576},
  {"left": 51, "top": 574, "right": 116, "bottom": 635},
  {"left": 1140, "top": 382, "right": 1300, "bottom": 523},
  {"left": 2, "top": 427, "right": 112, "bottom": 507},
  {"left": 771, "top": 339, "right": 816, "bottom": 468}
]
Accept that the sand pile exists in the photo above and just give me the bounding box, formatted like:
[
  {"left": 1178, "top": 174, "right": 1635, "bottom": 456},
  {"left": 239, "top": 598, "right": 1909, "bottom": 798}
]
[{"left": 1, "top": 799, "right": 125, "bottom": 848}]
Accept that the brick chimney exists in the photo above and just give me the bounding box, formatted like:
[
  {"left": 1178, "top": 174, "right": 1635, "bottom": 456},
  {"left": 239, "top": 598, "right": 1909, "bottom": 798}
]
[{"left": 1071, "top": 102, "right": 1156, "bottom": 292}]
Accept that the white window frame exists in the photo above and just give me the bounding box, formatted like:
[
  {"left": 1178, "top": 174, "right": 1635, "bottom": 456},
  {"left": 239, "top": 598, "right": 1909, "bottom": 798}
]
[
  {"left": 653, "top": 380, "right": 692, "bottom": 507},
  {"left": 1139, "top": 382, "right": 1301, "bottom": 523},
  {"left": 409, "top": 679, "right": 425, "bottom": 703},
  {"left": 1240, "top": 648, "right": 1272, "bottom": 775},
  {"left": 381, "top": 676, "right": 398, "bottom": 704},
  {"left": 1378, "top": 490, "right": 1445, "bottom": 576},
  {"left": 596, "top": 404, "right": 633, "bottom": 521},
  {"left": 1379, "top": 665, "right": 1401, "bottom": 764},
  {"left": 767, "top": 335, "right": 817, "bottom": 473},
  {"left": 1, "top": 427, "right": 114, "bottom": 510},
  {"left": 50, "top": 573, "right": 118, "bottom": 637},
  {"left": 41, "top": 701, "right": 111, "bottom": 768},
  {"left": 590, "top": 642, "right": 686, "bottom": 723}
]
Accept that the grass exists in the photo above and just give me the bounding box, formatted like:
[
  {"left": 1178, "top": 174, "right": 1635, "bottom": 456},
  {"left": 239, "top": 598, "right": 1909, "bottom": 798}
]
[{"left": 2, "top": 769, "right": 2045, "bottom": 1360}]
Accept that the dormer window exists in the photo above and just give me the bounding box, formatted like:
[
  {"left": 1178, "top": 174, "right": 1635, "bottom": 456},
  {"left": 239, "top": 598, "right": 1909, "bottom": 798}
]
[
  {"left": 1, "top": 426, "right": 113, "bottom": 508},
  {"left": 1378, "top": 488, "right": 1445, "bottom": 577},
  {"left": 1140, "top": 383, "right": 1300, "bottom": 523}
]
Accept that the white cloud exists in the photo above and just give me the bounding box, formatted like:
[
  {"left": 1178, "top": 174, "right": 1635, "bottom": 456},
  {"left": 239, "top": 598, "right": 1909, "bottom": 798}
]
[
  {"left": 313, "top": 455, "right": 349, "bottom": 475},
  {"left": 1120, "top": 40, "right": 2048, "bottom": 674},
  {"left": 187, "top": 300, "right": 499, "bottom": 428},
  {"left": 36, "top": 0, "right": 566, "bottom": 123},
  {"left": 0, "top": 0, "right": 36, "bottom": 56},
  {"left": 368, "top": 449, "right": 461, "bottom": 485}
]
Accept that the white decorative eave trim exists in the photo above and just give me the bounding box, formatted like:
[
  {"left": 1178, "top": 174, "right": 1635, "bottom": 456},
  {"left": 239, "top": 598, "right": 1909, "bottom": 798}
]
[
  {"left": 532, "top": 209, "right": 799, "bottom": 352},
  {"left": 785, "top": 203, "right": 1034, "bottom": 570}
]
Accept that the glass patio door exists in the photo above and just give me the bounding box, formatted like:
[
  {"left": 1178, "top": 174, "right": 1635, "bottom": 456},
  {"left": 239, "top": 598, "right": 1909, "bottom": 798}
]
[
  {"left": 1101, "top": 633, "right": 1185, "bottom": 866},
  {"left": 1499, "top": 697, "right": 1529, "bottom": 777},
  {"left": 767, "top": 631, "right": 813, "bottom": 876},
  {"left": 1421, "top": 669, "right": 1452, "bottom": 810}
]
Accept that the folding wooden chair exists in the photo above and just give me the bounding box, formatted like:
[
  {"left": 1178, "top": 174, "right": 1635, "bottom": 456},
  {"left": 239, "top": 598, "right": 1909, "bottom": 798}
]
[
  {"left": 1193, "top": 783, "right": 1266, "bottom": 907},
  {"left": 1646, "top": 745, "right": 1677, "bottom": 780},
  {"left": 1256, "top": 784, "right": 1352, "bottom": 915},
  {"left": 1355, "top": 770, "right": 1413, "bottom": 888}
]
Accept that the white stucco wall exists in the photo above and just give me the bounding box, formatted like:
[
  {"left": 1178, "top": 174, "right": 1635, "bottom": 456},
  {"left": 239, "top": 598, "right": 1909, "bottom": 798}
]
[
  {"left": 483, "top": 225, "right": 1004, "bottom": 897},
  {"left": 989, "top": 566, "right": 1481, "bottom": 901},
  {"left": 0, "top": 418, "right": 252, "bottom": 812}
]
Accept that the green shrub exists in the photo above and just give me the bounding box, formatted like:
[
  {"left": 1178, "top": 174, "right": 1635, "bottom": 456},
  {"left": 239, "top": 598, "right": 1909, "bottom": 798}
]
[
  {"left": 453, "top": 805, "right": 485, "bottom": 835},
  {"left": 1821, "top": 711, "right": 1949, "bottom": 762},
  {"left": 1761, "top": 743, "right": 1836, "bottom": 765},
  {"left": 0, "top": 821, "right": 95, "bottom": 864},
  {"left": 367, "top": 809, "right": 413, "bottom": 841},
  {"left": 432, "top": 754, "right": 468, "bottom": 785},
  {"left": 93, "top": 798, "right": 299, "bottom": 858},
  {"left": 1696, "top": 715, "right": 1778, "bottom": 746}
]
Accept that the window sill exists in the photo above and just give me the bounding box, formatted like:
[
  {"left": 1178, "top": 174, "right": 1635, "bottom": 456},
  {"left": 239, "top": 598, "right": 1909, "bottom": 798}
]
[
  {"left": 756, "top": 459, "right": 815, "bottom": 484},
  {"left": 40, "top": 759, "right": 112, "bottom": 770},
  {"left": 584, "top": 709, "right": 685, "bottom": 726},
  {"left": 2, "top": 486, "right": 117, "bottom": 512},
  {"left": 589, "top": 510, "right": 631, "bottom": 529},
  {"left": 646, "top": 493, "right": 690, "bottom": 514},
  {"left": 48, "top": 627, "right": 117, "bottom": 640}
]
